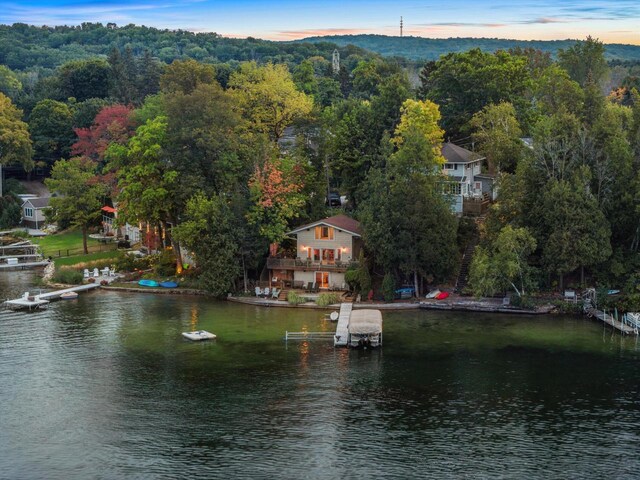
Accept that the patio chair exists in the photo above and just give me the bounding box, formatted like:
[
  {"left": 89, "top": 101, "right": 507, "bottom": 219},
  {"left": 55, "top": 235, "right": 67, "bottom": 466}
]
[
  {"left": 255, "top": 286, "right": 262, "bottom": 297},
  {"left": 83, "top": 269, "right": 90, "bottom": 278},
  {"left": 271, "top": 288, "right": 279, "bottom": 299},
  {"left": 305, "top": 282, "right": 312, "bottom": 293},
  {"left": 93, "top": 268, "right": 99, "bottom": 277},
  {"left": 263, "top": 287, "right": 270, "bottom": 298},
  {"left": 312, "top": 282, "right": 318, "bottom": 293}
]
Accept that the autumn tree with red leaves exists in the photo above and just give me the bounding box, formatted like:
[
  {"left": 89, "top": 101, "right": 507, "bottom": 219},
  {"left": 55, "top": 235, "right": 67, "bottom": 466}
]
[
  {"left": 247, "top": 154, "right": 305, "bottom": 245},
  {"left": 72, "top": 104, "right": 136, "bottom": 163}
]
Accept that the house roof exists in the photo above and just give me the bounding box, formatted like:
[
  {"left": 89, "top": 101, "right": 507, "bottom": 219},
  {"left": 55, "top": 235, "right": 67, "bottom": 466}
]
[
  {"left": 22, "top": 197, "right": 50, "bottom": 209},
  {"left": 475, "top": 173, "right": 495, "bottom": 180},
  {"left": 442, "top": 142, "right": 484, "bottom": 164},
  {"left": 287, "top": 214, "right": 362, "bottom": 237}
]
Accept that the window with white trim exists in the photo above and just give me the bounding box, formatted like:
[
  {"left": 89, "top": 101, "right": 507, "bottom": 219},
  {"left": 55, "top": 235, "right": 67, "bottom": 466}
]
[{"left": 25, "top": 207, "right": 34, "bottom": 218}]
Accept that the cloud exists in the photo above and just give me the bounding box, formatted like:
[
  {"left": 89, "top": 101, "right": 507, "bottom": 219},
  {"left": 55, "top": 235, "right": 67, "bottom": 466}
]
[
  {"left": 414, "top": 22, "right": 506, "bottom": 28},
  {"left": 273, "top": 28, "right": 372, "bottom": 40},
  {"left": 517, "top": 17, "right": 568, "bottom": 24},
  {"left": 0, "top": 0, "right": 204, "bottom": 26}
]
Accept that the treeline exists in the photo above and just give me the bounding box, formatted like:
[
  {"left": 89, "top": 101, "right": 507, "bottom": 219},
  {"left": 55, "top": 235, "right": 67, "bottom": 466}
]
[
  {"left": 300, "top": 34, "right": 640, "bottom": 62},
  {"left": 0, "top": 23, "right": 373, "bottom": 71},
  {"left": 0, "top": 31, "right": 639, "bottom": 304}
]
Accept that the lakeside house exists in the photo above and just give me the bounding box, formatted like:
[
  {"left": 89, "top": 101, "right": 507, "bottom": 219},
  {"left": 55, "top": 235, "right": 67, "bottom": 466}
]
[
  {"left": 20, "top": 197, "right": 50, "bottom": 230},
  {"left": 440, "top": 142, "right": 495, "bottom": 216},
  {"left": 101, "top": 205, "right": 141, "bottom": 244},
  {"left": 267, "top": 214, "right": 362, "bottom": 290}
]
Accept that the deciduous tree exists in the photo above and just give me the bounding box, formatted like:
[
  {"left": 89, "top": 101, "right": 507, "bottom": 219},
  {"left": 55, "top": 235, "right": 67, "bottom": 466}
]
[
  {"left": 45, "top": 157, "right": 107, "bottom": 253},
  {"left": 229, "top": 62, "right": 313, "bottom": 141},
  {"left": 470, "top": 102, "right": 524, "bottom": 174}
]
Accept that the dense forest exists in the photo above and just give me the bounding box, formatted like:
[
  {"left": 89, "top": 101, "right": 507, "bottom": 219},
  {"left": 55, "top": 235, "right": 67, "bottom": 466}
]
[
  {"left": 0, "top": 24, "right": 639, "bottom": 308},
  {"left": 0, "top": 23, "right": 374, "bottom": 70},
  {"left": 300, "top": 34, "right": 640, "bottom": 62}
]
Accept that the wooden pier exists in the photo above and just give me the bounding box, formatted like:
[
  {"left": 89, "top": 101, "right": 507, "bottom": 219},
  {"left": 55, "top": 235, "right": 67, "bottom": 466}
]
[
  {"left": 334, "top": 302, "right": 352, "bottom": 346},
  {"left": 0, "top": 240, "right": 46, "bottom": 271},
  {"left": 585, "top": 307, "right": 638, "bottom": 335},
  {"left": 4, "top": 283, "right": 100, "bottom": 311}
]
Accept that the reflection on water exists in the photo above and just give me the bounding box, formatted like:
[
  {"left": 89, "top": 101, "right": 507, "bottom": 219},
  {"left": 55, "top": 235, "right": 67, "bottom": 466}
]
[{"left": 1, "top": 272, "right": 640, "bottom": 479}]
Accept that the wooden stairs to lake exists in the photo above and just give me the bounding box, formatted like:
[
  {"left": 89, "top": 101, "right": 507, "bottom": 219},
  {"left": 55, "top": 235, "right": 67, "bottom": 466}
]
[{"left": 278, "top": 289, "right": 288, "bottom": 301}]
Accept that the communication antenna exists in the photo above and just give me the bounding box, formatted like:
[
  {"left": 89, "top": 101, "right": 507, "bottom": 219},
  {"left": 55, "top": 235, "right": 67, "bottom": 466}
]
[{"left": 400, "top": 16, "right": 403, "bottom": 37}]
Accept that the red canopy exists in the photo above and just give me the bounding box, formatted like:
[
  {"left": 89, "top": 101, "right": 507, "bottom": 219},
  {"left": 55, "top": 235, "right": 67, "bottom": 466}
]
[{"left": 101, "top": 206, "right": 116, "bottom": 213}]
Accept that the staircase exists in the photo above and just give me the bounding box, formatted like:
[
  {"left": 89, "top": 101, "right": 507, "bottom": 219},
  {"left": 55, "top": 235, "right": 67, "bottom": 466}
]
[{"left": 278, "top": 289, "right": 288, "bottom": 301}]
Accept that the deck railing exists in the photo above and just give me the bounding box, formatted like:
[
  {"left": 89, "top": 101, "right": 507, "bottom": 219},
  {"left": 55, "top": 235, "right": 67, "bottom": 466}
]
[
  {"left": 285, "top": 331, "right": 335, "bottom": 341},
  {"left": 267, "top": 257, "right": 358, "bottom": 271}
]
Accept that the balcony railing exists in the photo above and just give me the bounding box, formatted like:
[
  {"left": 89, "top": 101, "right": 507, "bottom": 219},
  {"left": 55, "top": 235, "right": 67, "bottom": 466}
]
[{"left": 267, "top": 257, "right": 358, "bottom": 271}]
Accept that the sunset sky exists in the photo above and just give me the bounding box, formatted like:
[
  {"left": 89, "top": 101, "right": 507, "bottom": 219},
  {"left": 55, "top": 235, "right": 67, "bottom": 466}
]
[{"left": 1, "top": 0, "right": 639, "bottom": 44}]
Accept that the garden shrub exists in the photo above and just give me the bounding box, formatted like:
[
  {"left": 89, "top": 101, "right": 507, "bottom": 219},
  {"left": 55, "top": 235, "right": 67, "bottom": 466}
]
[
  {"left": 153, "top": 250, "right": 177, "bottom": 277},
  {"left": 52, "top": 268, "right": 83, "bottom": 285},
  {"left": 316, "top": 292, "right": 340, "bottom": 307},
  {"left": 113, "top": 251, "right": 153, "bottom": 272},
  {"left": 287, "top": 291, "right": 306, "bottom": 305}
]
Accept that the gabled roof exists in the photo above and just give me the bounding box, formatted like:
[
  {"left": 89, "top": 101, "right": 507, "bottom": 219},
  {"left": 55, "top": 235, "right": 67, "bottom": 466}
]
[
  {"left": 287, "top": 214, "right": 362, "bottom": 237},
  {"left": 22, "top": 197, "right": 50, "bottom": 209},
  {"left": 442, "top": 142, "right": 485, "bottom": 164}
]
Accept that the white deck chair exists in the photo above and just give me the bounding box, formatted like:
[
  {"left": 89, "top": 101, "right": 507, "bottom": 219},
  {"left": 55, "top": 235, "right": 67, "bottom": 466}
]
[
  {"left": 255, "top": 286, "right": 262, "bottom": 297},
  {"left": 93, "top": 268, "right": 99, "bottom": 277},
  {"left": 271, "top": 288, "right": 279, "bottom": 299},
  {"left": 83, "top": 269, "right": 90, "bottom": 278},
  {"left": 263, "top": 287, "right": 270, "bottom": 298}
]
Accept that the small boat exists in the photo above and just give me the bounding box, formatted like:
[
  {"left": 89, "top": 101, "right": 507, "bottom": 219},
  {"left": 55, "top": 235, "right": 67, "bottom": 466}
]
[
  {"left": 160, "top": 281, "right": 178, "bottom": 288},
  {"left": 425, "top": 289, "right": 441, "bottom": 299},
  {"left": 138, "top": 279, "right": 159, "bottom": 287},
  {"left": 607, "top": 289, "right": 620, "bottom": 295},
  {"left": 395, "top": 287, "right": 415, "bottom": 299},
  {"left": 182, "top": 330, "right": 217, "bottom": 341},
  {"left": 435, "top": 291, "right": 450, "bottom": 300},
  {"left": 60, "top": 291, "right": 79, "bottom": 300}
]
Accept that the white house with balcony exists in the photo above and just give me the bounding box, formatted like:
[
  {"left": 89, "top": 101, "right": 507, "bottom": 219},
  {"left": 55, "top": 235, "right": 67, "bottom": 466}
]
[
  {"left": 440, "top": 142, "right": 494, "bottom": 215},
  {"left": 267, "top": 214, "right": 362, "bottom": 290}
]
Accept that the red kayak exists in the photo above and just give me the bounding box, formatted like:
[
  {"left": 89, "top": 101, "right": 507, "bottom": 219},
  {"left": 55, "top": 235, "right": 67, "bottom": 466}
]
[{"left": 435, "top": 292, "right": 449, "bottom": 300}]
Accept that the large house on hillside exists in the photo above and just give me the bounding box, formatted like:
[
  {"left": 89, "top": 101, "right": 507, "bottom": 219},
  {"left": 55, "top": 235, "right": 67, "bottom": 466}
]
[
  {"left": 440, "top": 142, "right": 495, "bottom": 215},
  {"left": 267, "top": 214, "right": 362, "bottom": 290}
]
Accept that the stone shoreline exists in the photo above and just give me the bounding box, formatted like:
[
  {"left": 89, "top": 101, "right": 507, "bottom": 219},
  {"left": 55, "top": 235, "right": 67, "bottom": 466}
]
[{"left": 227, "top": 295, "right": 556, "bottom": 314}]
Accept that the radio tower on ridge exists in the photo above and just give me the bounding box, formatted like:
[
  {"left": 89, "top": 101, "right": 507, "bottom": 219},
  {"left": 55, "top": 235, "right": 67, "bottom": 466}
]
[{"left": 400, "top": 16, "right": 403, "bottom": 37}]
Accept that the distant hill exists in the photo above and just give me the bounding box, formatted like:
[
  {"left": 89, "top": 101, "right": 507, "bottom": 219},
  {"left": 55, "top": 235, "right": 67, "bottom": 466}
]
[
  {"left": 0, "top": 23, "right": 374, "bottom": 71},
  {"left": 296, "top": 35, "right": 640, "bottom": 62}
]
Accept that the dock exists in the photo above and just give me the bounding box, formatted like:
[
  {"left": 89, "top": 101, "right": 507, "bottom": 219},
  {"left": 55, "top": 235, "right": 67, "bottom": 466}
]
[
  {"left": 0, "top": 240, "right": 46, "bottom": 271},
  {"left": 283, "top": 302, "right": 382, "bottom": 348},
  {"left": 334, "top": 302, "right": 352, "bottom": 346},
  {"left": 4, "top": 283, "right": 100, "bottom": 311},
  {"left": 585, "top": 307, "right": 638, "bottom": 335}
]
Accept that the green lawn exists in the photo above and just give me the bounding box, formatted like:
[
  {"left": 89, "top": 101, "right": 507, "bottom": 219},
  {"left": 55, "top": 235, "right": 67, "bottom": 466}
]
[
  {"left": 32, "top": 230, "right": 115, "bottom": 257},
  {"left": 54, "top": 250, "right": 121, "bottom": 268}
]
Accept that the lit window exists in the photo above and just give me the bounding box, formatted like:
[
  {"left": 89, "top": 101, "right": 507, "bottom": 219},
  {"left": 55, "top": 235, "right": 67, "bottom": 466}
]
[{"left": 315, "top": 225, "right": 334, "bottom": 240}]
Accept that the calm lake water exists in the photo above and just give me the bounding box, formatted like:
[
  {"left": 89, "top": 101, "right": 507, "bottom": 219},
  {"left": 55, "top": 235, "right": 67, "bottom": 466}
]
[{"left": 1, "top": 272, "right": 640, "bottom": 479}]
